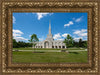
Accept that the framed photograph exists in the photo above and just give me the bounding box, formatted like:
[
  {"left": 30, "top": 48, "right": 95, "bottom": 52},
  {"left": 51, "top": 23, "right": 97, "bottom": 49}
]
[
  {"left": 12, "top": 12, "right": 88, "bottom": 63},
  {"left": 0, "top": 0, "right": 100, "bottom": 75}
]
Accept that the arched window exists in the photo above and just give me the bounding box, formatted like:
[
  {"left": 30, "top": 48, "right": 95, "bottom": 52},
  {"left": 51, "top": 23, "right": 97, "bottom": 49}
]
[
  {"left": 59, "top": 46, "right": 61, "bottom": 48},
  {"left": 55, "top": 46, "right": 57, "bottom": 48},
  {"left": 62, "top": 46, "right": 65, "bottom": 48},
  {"left": 52, "top": 46, "right": 54, "bottom": 48},
  {"left": 44, "top": 41, "right": 49, "bottom": 48}
]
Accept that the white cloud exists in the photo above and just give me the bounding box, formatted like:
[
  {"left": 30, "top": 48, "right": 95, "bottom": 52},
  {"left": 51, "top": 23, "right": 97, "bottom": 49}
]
[
  {"left": 73, "top": 29, "right": 87, "bottom": 41},
  {"left": 73, "top": 29, "right": 87, "bottom": 37},
  {"left": 81, "top": 29, "right": 87, "bottom": 32},
  {"left": 64, "top": 21, "right": 73, "bottom": 27},
  {"left": 13, "top": 16, "right": 16, "bottom": 24},
  {"left": 80, "top": 33, "right": 87, "bottom": 37},
  {"left": 53, "top": 33, "right": 71, "bottom": 40},
  {"left": 14, "top": 37, "right": 28, "bottom": 42},
  {"left": 34, "top": 13, "right": 53, "bottom": 20},
  {"left": 53, "top": 33, "right": 61, "bottom": 40},
  {"left": 75, "top": 16, "right": 83, "bottom": 22},
  {"left": 62, "top": 33, "right": 68, "bottom": 38},
  {"left": 13, "top": 33, "right": 21, "bottom": 37},
  {"left": 74, "top": 37, "right": 83, "bottom": 42},
  {"left": 13, "top": 29, "right": 23, "bottom": 34},
  {"left": 13, "top": 29, "right": 28, "bottom": 42}
]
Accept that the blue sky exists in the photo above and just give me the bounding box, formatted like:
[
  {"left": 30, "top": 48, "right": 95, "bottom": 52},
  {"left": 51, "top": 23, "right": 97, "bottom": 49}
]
[{"left": 13, "top": 12, "right": 87, "bottom": 42}]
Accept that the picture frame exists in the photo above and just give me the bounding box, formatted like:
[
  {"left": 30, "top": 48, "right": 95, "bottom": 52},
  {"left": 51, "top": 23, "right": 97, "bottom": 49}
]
[{"left": 0, "top": 0, "right": 100, "bottom": 75}]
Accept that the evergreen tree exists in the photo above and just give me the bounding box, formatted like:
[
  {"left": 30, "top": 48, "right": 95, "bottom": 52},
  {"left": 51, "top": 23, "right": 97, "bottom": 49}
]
[{"left": 79, "top": 38, "right": 83, "bottom": 47}]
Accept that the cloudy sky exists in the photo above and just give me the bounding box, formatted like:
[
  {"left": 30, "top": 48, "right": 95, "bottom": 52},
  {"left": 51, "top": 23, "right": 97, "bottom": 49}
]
[{"left": 13, "top": 12, "right": 87, "bottom": 42}]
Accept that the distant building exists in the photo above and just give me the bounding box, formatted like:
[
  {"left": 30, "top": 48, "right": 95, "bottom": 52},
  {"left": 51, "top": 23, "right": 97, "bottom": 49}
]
[{"left": 35, "top": 21, "right": 66, "bottom": 49}]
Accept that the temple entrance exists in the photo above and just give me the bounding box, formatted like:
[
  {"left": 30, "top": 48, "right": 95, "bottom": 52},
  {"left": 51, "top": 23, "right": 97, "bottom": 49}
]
[{"left": 44, "top": 41, "right": 49, "bottom": 48}]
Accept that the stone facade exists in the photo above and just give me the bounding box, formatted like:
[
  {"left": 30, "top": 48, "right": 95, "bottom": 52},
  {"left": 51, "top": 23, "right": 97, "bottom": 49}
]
[{"left": 34, "top": 21, "right": 67, "bottom": 49}]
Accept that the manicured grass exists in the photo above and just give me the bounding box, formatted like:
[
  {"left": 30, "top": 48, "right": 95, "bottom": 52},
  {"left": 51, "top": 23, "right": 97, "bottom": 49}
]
[
  {"left": 12, "top": 51, "right": 88, "bottom": 63},
  {"left": 13, "top": 48, "right": 60, "bottom": 50},
  {"left": 13, "top": 47, "right": 86, "bottom": 50}
]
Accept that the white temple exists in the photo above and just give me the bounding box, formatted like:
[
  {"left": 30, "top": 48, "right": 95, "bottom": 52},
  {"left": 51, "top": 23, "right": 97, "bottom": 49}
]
[{"left": 34, "top": 21, "right": 67, "bottom": 49}]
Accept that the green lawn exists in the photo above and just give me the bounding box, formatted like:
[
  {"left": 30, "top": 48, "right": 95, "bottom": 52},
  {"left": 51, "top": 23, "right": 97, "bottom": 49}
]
[
  {"left": 12, "top": 51, "right": 88, "bottom": 63},
  {"left": 13, "top": 48, "right": 60, "bottom": 50},
  {"left": 13, "top": 47, "right": 86, "bottom": 50}
]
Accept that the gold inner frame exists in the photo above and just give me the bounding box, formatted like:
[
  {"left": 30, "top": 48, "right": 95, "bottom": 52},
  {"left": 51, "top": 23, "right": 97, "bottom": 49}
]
[
  {"left": 9, "top": 8, "right": 91, "bottom": 67},
  {"left": 1, "top": 1, "right": 99, "bottom": 73}
]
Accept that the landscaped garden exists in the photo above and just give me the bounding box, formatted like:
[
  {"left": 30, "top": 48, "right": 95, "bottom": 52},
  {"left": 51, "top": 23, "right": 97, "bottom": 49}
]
[{"left": 12, "top": 48, "right": 88, "bottom": 63}]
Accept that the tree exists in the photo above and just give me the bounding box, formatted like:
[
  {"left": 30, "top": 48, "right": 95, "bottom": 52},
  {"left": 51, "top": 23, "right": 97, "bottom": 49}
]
[
  {"left": 13, "top": 39, "right": 18, "bottom": 48},
  {"left": 28, "top": 34, "right": 39, "bottom": 50},
  {"left": 13, "top": 38, "right": 33, "bottom": 48},
  {"left": 73, "top": 41, "right": 79, "bottom": 47},
  {"left": 82, "top": 41, "right": 87, "bottom": 48},
  {"left": 17, "top": 41, "right": 26, "bottom": 48},
  {"left": 79, "top": 38, "right": 83, "bottom": 47},
  {"left": 63, "top": 34, "right": 74, "bottom": 48}
]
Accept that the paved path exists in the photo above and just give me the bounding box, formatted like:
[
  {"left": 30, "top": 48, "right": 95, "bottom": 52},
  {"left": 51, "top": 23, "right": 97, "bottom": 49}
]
[{"left": 13, "top": 49, "right": 87, "bottom": 52}]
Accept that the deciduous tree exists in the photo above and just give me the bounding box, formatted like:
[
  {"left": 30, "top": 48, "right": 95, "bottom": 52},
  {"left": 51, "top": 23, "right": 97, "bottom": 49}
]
[
  {"left": 28, "top": 34, "right": 39, "bottom": 51},
  {"left": 63, "top": 34, "right": 74, "bottom": 48}
]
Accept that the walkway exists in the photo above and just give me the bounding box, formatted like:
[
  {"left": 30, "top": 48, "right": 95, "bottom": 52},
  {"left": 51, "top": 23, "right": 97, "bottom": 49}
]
[{"left": 13, "top": 49, "right": 87, "bottom": 52}]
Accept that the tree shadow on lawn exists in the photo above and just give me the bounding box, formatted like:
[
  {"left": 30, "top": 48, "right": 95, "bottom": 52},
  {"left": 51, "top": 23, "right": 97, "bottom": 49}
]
[
  {"left": 69, "top": 52, "right": 79, "bottom": 54},
  {"left": 32, "top": 52, "right": 45, "bottom": 53}
]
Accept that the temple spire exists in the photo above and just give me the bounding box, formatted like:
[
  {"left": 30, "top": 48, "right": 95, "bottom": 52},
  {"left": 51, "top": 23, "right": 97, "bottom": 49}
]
[{"left": 49, "top": 20, "right": 51, "bottom": 34}]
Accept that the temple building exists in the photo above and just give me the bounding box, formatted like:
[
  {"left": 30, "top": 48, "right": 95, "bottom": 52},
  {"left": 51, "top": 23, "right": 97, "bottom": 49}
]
[{"left": 35, "top": 21, "right": 67, "bottom": 49}]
